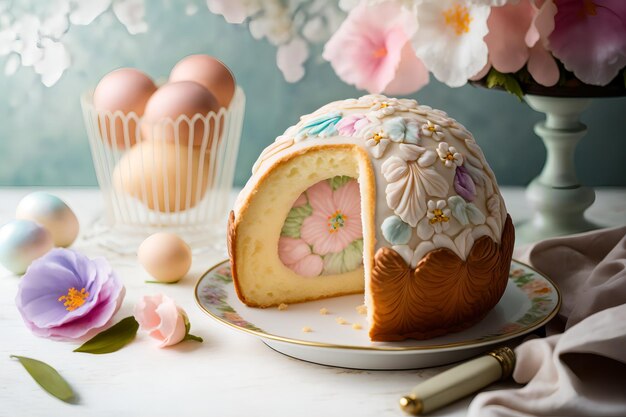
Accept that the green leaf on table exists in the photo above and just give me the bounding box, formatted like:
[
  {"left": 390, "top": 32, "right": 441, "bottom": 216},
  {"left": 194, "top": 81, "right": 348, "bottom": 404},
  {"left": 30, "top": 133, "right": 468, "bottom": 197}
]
[
  {"left": 74, "top": 316, "right": 139, "bottom": 354},
  {"left": 11, "top": 355, "right": 75, "bottom": 403},
  {"left": 486, "top": 68, "right": 524, "bottom": 101}
]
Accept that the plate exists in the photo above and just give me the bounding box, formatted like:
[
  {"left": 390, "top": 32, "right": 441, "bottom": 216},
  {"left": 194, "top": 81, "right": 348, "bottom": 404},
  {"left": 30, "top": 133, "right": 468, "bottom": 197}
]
[{"left": 195, "top": 260, "right": 561, "bottom": 370}]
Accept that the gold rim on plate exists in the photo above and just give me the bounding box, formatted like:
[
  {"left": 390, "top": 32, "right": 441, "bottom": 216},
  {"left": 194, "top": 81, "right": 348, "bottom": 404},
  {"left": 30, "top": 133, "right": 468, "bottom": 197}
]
[{"left": 194, "top": 259, "right": 562, "bottom": 352}]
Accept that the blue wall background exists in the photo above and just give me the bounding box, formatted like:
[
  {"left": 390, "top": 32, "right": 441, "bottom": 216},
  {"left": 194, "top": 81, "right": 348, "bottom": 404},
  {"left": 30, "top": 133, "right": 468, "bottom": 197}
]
[{"left": 1, "top": 3, "right": 625, "bottom": 188}]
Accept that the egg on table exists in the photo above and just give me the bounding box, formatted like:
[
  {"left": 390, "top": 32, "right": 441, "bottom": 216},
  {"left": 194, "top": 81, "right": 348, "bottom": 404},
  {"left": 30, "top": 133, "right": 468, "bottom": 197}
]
[
  {"left": 169, "top": 54, "right": 236, "bottom": 108},
  {"left": 138, "top": 232, "right": 192, "bottom": 282},
  {"left": 141, "top": 81, "right": 220, "bottom": 147},
  {"left": 112, "top": 141, "right": 210, "bottom": 212},
  {"left": 0, "top": 220, "right": 54, "bottom": 274},
  {"left": 15, "top": 192, "right": 79, "bottom": 247},
  {"left": 93, "top": 68, "right": 157, "bottom": 148}
]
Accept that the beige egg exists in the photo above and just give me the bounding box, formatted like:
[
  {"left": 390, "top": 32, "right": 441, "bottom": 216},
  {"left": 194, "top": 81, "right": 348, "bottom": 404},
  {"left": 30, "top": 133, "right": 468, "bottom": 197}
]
[
  {"left": 93, "top": 68, "right": 157, "bottom": 149},
  {"left": 169, "top": 55, "right": 236, "bottom": 108},
  {"left": 138, "top": 232, "right": 192, "bottom": 282},
  {"left": 112, "top": 141, "right": 210, "bottom": 212},
  {"left": 141, "top": 81, "right": 220, "bottom": 147}
]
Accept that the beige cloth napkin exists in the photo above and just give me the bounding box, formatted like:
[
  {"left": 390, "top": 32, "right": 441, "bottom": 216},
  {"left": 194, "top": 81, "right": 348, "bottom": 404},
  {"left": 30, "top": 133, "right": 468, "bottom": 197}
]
[{"left": 467, "top": 226, "right": 626, "bottom": 417}]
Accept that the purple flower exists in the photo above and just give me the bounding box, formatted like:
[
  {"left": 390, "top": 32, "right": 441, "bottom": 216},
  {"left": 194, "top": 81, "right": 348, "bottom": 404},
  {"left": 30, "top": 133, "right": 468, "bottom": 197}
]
[
  {"left": 15, "top": 249, "right": 125, "bottom": 340},
  {"left": 454, "top": 165, "right": 477, "bottom": 202}
]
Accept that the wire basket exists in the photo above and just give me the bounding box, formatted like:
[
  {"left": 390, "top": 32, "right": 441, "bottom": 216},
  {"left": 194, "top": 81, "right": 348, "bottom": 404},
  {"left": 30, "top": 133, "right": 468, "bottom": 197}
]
[{"left": 81, "top": 87, "right": 245, "bottom": 250}]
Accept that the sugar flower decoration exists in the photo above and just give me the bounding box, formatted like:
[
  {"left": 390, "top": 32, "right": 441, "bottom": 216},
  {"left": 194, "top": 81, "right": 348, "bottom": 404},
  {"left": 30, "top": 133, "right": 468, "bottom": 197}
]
[
  {"left": 323, "top": 2, "right": 429, "bottom": 94},
  {"left": 300, "top": 180, "right": 362, "bottom": 255},
  {"left": 421, "top": 121, "right": 445, "bottom": 140},
  {"left": 381, "top": 215, "right": 412, "bottom": 245},
  {"left": 383, "top": 117, "right": 420, "bottom": 144},
  {"left": 548, "top": 0, "right": 626, "bottom": 86},
  {"left": 448, "top": 196, "right": 486, "bottom": 226},
  {"left": 278, "top": 237, "right": 324, "bottom": 277},
  {"left": 412, "top": 0, "right": 492, "bottom": 87},
  {"left": 364, "top": 124, "right": 391, "bottom": 158},
  {"left": 336, "top": 114, "right": 369, "bottom": 136},
  {"left": 15, "top": 248, "right": 125, "bottom": 340},
  {"left": 382, "top": 144, "right": 449, "bottom": 227},
  {"left": 134, "top": 294, "right": 202, "bottom": 348},
  {"left": 417, "top": 199, "right": 452, "bottom": 239},
  {"left": 437, "top": 142, "right": 464, "bottom": 168},
  {"left": 295, "top": 111, "right": 342, "bottom": 140},
  {"left": 454, "top": 165, "right": 477, "bottom": 201},
  {"left": 483, "top": 0, "right": 559, "bottom": 86}
]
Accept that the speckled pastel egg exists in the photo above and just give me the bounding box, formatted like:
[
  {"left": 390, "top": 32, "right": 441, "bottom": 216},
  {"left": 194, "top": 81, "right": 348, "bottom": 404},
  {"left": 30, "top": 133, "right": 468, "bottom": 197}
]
[
  {"left": 141, "top": 81, "right": 220, "bottom": 147},
  {"left": 15, "top": 192, "right": 79, "bottom": 247},
  {"left": 93, "top": 68, "right": 157, "bottom": 148},
  {"left": 138, "top": 233, "right": 192, "bottom": 282},
  {"left": 169, "top": 55, "right": 236, "bottom": 108},
  {"left": 0, "top": 220, "right": 54, "bottom": 274}
]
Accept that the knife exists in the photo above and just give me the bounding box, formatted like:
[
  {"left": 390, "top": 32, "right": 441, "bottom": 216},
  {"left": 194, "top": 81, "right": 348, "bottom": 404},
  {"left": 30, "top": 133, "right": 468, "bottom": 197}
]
[{"left": 399, "top": 346, "right": 516, "bottom": 415}]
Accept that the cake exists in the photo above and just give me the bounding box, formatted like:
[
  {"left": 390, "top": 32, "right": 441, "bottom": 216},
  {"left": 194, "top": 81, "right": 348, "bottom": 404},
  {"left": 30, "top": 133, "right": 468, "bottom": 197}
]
[{"left": 228, "top": 95, "right": 514, "bottom": 342}]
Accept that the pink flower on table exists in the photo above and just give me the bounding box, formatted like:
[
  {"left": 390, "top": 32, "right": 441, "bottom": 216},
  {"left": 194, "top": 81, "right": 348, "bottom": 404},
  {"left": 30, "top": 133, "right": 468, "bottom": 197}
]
[
  {"left": 134, "top": 294, "right": 202, "bottom": 348},
  {"left": 549, "top": 0, "right": 626, "bottom": 86},
  {"left": 482, "top": 0, "right": 559, "bottom": 86},
  {"left": 300, "top": 180, "right": 362, "bottom": 255},
  {"left": 322, "top": 2, "right": 429, "bottom": 95},
  {"left": 278, "top": 237, "right": 323, "bottom": 277}
]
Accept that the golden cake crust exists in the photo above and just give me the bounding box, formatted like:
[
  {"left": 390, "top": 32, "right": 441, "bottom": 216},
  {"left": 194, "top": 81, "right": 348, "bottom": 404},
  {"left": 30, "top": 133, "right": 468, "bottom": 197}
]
[{"left": 369, "top": 215, "right": 514, "bottom": 341}]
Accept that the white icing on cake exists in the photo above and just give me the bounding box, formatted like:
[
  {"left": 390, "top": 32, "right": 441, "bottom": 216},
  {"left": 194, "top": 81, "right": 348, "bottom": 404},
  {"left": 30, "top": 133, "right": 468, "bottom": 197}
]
[{"left": 238, "top": 94, "right": 507, "bottom": 265}]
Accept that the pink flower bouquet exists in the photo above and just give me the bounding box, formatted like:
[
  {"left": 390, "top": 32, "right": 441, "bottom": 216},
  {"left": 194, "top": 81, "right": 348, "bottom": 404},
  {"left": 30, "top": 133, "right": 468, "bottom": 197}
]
[
  {"left": 210, "top": 0, "right": 625, "bottom": 97},
  {"left": 322, "top": 0, "right": 626, "bottom": 97}
]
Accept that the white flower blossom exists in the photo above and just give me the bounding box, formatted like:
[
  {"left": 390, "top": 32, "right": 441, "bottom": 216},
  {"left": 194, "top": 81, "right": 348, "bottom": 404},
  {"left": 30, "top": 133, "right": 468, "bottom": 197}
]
[
  {"left": 421, "top": 120, "right": 445, "bottom": 140},
  {"left": 437, "top": 142, "right": 463, "bottom": 168},
  {"left": 417, "top": 199, "right": 452, "bottom": 239}
]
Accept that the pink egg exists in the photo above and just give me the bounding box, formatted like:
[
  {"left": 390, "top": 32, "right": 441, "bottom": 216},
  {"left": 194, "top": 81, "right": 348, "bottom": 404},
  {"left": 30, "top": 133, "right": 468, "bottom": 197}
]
[
  {"left": 141, "top": 81, "right": 220, "bottom": 147},
  {"left": 169, "top": 55, "right": 236, "bottom": 108},
  {"left": 93, "top": 68, "right": 157, "bottom": 149}
]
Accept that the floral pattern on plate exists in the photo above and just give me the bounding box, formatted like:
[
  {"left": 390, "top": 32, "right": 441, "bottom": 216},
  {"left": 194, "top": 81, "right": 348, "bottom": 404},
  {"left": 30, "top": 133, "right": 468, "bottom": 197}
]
[
  {"left": 196, "top": 260, "right": 560, "bottom": 347},
  {"left": 198, "top": 265, "right": 264, "bottom": 333}
]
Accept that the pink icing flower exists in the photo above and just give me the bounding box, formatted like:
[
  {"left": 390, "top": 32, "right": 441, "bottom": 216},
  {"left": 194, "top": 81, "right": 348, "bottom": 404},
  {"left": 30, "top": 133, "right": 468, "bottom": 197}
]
[
  {"left": 134, "top": 294, "right": 202, "bottom": 348},
  {"left": 322, "top": 2, "right": 428, "bottom": 95},
  {"left": 336, "top": 114, "right": 369, "bottom": 136},
  {"left": 278, "top": 237, "right": 323, "bottom": 277},
  {"left": 300, "top": 180, "right": 362, "bottom": 255},
  {"left": 482, "top": 0, "right": 559, "bottom": 86},
  {"left": 549, "top": 0, "right": 626, "bottom": 86}
]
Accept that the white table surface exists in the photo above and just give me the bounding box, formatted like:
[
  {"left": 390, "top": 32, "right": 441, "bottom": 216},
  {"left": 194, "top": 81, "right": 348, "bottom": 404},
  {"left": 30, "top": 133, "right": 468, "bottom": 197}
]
[{"left": 1, "top": 186, "right": 625, "bottom": 417}]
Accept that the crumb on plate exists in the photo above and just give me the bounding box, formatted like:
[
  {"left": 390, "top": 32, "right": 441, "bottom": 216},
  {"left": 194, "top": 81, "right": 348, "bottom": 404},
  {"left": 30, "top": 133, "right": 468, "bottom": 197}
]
[
  {"left": 278, "top": 303, "right": 289, "bottom": 311},
  {"left": 302, "top": 326, "right": 312, "bottom": 333},
  {"left": 352, "top": 323, "right": 362, "bottom": 330},
  {"left": 319, "top": 308, "right": 329, "bottom": 315},
  {"left": 335, "top": 317, "right": 349, "bottom": 325},
  {"left": 356, "top": 304, "right": 367, "bottom": 315}
]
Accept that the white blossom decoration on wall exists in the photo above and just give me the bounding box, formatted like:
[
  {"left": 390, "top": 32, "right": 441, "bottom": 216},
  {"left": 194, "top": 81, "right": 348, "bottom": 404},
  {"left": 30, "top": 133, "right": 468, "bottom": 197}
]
[{"left": 0, "top": 0, "right": 147, "bottom": 86}]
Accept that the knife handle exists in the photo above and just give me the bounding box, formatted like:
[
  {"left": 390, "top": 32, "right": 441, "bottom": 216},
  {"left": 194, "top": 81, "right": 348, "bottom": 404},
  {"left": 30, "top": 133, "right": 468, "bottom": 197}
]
[{"left": 399, "top": 347, "right": 515, "bottom": 415}]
